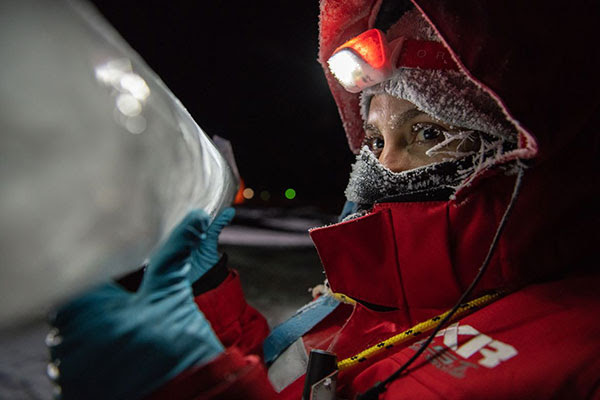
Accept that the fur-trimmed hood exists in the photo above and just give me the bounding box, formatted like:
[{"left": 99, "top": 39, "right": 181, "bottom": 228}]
[
  {"left": 318, "top": 0, "right": 599, "bottom": 285},
  {"left": 318, "top": 0, "right": 599, "bottom": 161}
]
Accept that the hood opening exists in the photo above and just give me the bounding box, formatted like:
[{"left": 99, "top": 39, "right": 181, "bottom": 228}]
[{"left": 318, "top": 0, "right": 539, "bottom": 189}]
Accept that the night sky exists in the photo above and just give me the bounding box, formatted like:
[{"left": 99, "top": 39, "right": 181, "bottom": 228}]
[{"left": 91, "top": 1, "right": 355, "bottom": 213}]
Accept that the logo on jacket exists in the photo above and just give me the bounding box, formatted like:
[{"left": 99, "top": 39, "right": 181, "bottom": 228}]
[{"left": 410, "top": 322, "right": 518, "bottom": 379}]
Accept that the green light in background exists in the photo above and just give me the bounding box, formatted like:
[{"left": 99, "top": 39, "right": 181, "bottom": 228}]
[{"left": 284, "top": 188, "right": 296, "bottom": 200}]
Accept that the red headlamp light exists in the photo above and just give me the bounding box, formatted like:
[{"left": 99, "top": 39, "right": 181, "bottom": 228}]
[{"left": 327, "top": 28, "right": 458, "bottom": 93}]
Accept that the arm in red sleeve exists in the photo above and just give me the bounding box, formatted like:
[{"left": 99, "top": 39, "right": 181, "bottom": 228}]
[
  {"left": 145, "top": 348, "right": 279, "bottom": 400},
  {"left": 194, "top": 269, "right": 270, "bottom": 357},
  {"left": 115, "top": 255, "right": 269, "bottom": 356},
  {"left": 145, "top": 264, "right": 277, "bottom": 400}
]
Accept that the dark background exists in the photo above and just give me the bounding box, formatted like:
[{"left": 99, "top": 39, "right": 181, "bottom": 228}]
[{"left": 90, "top": 1, "right": 355, "bottom": 213}]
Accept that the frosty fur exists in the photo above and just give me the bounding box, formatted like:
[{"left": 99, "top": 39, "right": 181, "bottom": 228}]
[
  {"left": 360, "top": 7, "right": 518, "bottom": 142},
  {"left": 360, "top": 68, "right": 518, "bottom": 142}
]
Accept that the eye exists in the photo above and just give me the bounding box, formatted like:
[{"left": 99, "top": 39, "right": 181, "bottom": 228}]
[
  {"left": 364, "top": 135, "right": 385, "bottom": 156},
  {"left": 412, "top": 123, "right": 445, "bottom": 143}
]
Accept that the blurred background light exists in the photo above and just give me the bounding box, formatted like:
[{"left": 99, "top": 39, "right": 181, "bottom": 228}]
[
  {"left": 285, "top": 188, "right": 296, "bottom": 200},
  {"left": 260, "top": 190, "right": 271, "bottom": 201},
  {"left": 242, "top": 187, "right": 255, "bottom": 199}
]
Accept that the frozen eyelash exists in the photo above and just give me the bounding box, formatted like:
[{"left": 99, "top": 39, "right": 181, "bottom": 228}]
[{"left": 425, "top": 130, "right": 476, "bottom": 158}]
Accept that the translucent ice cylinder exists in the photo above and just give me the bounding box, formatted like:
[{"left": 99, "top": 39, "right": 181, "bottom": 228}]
[{"left": 0, "top": 0, "right": 238, "bottom": 326}]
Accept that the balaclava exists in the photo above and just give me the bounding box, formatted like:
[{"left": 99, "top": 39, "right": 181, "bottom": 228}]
[{"left": 343, "top": 8, "right": 518, "bottom": 215}]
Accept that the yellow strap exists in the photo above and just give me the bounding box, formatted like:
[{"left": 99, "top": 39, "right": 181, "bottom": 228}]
[
  {"left": 330, "top": 291, "right": 357, "bottom": 306},
  {"left": 336, "top": 291, "right": 503, "bottom": 371}
]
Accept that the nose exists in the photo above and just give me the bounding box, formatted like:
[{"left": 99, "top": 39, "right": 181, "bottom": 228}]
[{"left": 378, "top": 144, "right": 412, "bottom": 173}]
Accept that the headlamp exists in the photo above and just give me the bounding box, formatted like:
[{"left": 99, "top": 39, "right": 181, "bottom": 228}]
[
  {"left": 327, "top": 29, "right": 392, "bottom": 93},
  {"left": 327, "top": 28, "right": 458, "bottom": 93}
]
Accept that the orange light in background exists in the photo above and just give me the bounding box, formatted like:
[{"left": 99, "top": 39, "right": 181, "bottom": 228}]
[
  {"left": 234, "top": 178, "right": 246, "bottom": 204},
  {"left": 242, "top": 188, "right": 254, "bottom": 199}
]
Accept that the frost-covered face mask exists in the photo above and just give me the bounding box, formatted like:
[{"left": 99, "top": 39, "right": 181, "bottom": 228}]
[
  {"left": 344, "top": 146, "right": 476, "bottom": 208},
  {"left": 344, "top": 127, "right": 518, "bottom": 213}
]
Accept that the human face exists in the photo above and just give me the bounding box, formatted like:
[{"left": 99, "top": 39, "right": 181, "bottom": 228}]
[{"left": 364, "top": 93, "right": 477, "bottom": 172}]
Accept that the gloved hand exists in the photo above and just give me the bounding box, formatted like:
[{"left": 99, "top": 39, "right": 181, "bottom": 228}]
[
  {"left": 188, "top": 207, "right": 235, "bottom": 283},
  {"left": 47, "top": 210, "right": 225, "bottom": 400}
]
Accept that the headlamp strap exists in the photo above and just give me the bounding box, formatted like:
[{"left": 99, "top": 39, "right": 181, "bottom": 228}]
[{"left": 395, "top": 39, "right": 458, "bottom": 71}]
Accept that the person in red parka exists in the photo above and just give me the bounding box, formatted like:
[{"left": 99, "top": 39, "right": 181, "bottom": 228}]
[
  {"left": 50, "top": 1, "right": 600, "bottom": 399},
  {"left": 147, "top": 1, "right": 600, "bottom": 398}
]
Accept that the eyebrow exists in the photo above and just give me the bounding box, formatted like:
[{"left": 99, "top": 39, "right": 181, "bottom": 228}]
[
  {"left": 389, "top": 108, "right": 426, "bottom": 129},
  {"left": 363, "top": 123, "right": 380, "bottom": 133},
  {"left": 364, "top": 108, "right": 427, "bottom": 132}
]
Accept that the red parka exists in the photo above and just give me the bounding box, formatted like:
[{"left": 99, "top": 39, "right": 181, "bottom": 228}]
[{"left": 147, "top": 0, "right": 600, "bottom": 398}]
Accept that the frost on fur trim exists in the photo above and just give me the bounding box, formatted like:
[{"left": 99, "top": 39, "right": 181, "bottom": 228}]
[{"left": 361, "top": 69, "right": 519, "bottom": 142}]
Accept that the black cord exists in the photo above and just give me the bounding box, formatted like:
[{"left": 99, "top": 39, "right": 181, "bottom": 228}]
[{"left": 356, "top": 165, "right": 525, "bottom": 400}]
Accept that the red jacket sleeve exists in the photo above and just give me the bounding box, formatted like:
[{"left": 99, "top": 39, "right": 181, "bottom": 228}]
[
  {"left": 145, "top": 270, "right": 278, "bottom": 400},
  {"left": 193, "top": 269, "right": 270, "bottom": 357},
  {"left": 146, "top": 348, "right": 279, "bottom": 400}
]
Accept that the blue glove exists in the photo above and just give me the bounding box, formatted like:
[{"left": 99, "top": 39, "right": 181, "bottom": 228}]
[
  {"left": 188, "top": 207, "right": 235, "bottom": 283},
  {"left": 47, "top": 210, "right": 224, "bottom": 400}
]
